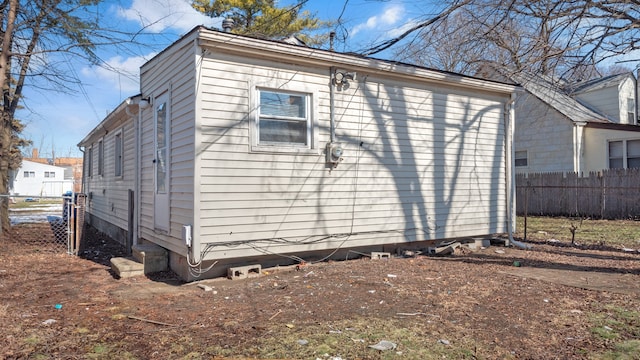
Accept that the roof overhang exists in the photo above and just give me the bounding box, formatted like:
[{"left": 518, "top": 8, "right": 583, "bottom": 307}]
[{"left": 195, "top": 27, "right": 518, "bottom": 96}]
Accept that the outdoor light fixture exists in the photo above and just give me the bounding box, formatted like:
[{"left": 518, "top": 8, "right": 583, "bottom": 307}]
[
  {"left": 138, "top": 97, "right": 151, "bottom": 109},
  {"left": 333, "top": 70, "right": 356, "bottom": 86}
]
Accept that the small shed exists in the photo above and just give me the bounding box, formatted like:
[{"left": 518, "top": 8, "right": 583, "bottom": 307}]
[{"left": 79, "top": 26, "right": 519, "bottom": 281}]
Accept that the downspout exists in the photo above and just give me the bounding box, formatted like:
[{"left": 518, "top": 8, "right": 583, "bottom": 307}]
[
  {"left": 505, "top": 92, "right": 530, "bottom": 249},
  {"left": 573, "top": 121, "right": 587, "bottom": 175}
]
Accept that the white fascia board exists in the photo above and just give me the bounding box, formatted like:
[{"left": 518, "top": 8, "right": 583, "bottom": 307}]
[
  {"left": 197, "top": 30, "right": 518, "bottom": 96},
  {"left": 77, "top": 97, "right": 139, "bottom": 147}
]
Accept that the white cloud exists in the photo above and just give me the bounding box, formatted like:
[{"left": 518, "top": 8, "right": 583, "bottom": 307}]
[
  {"left": 351, "top": 4, "right": 405, "bottom": 37},
  {"left": 81, "top": 53, "right": 156, "bottom": 94},
  {"left": 118, "top": 0, "right": 220, "bottom": 33}
]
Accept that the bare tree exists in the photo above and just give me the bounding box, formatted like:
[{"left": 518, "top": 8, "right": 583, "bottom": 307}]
[
  {"left": 0, "top": 0, "right": 147, "bottom": 234},
  {"left": 370, "top": 0, "right": 640, "bottom": 79}
]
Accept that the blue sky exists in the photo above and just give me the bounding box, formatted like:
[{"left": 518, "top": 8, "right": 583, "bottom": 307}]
[{"left": 18, "top": 0, "right": 431, "bottom": 159}]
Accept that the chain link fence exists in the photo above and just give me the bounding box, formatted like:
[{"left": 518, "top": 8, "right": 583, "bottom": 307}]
[{"left": 0, "top": 193, "right": 86, "bottom": 254}]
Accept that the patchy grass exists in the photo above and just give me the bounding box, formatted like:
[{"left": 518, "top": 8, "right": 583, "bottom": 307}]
[
  {"left": 8, "top": 198, "right": 61, "bottom": 209},
  {"left": 516, "top": 216, "right": 640, "bottom": 248},
  {"left": 588, "top": 304, "right": 640, "bottom": 358}
]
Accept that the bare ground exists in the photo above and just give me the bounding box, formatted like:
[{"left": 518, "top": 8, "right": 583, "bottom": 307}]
[{"left": 1, "top": 224, "right": 640, "bottom": 359}]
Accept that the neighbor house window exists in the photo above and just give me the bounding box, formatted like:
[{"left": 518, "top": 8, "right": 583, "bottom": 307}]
[
  {"left": 257, "top": 89, "right": 310, "bottom": 147},
  {"left": 114, "top": 131, "right": 123, "bottom": 177},
  {"left": 609, "top": 139, "right": 640, "bottom": 169},
  {"left": 97, "top": 140, "right": 104, "bottom": 176},
  {"left": 44, "top": 171, "right": 55, "bottom": 178},
  {"left": 627, "top": 98, "right": 636, "bottom": 124},
  {"left": 515, "top": 150, "right": 528, "bottom": 167},
  {"left": 23, "top": 171, "right": 35, "bottom": 178},
  {"left": 87, "top": 147, "right": 93, "bottom": 177}
]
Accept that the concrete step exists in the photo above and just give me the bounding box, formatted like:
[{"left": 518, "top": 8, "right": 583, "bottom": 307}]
[
  {"left": 132, "top": 243, "right": 168, "bottom": 274},
  {"left": 110, "top": 257, "right": 144, "bottom": 278}
]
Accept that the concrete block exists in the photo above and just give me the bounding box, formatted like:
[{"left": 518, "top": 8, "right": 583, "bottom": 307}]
[
  {"left": 110, "top": 257, "right": 144, "bottom": 278},
  {"left": 467, "top": 238, "right": 491, "bottom": 250},
  {"left": 132, "top": 244, "right": 168, "bottom": 274},
  {"left": 227, "top": 264, "right": 261, "bottom": 280},
  {"left": 371, "top": 252, "right": 391, "bottom": 260}
]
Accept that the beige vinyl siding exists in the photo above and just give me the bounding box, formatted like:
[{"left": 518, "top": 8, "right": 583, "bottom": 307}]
[
  {"left": 195, "top": 51, "right": 508, "bottom": 260},
  {"left": 575, "top": 85, "right": 620, "bottom": 123},
  {"left": 139, "top": 34, "right": 197, "bottom": 253},
  {"left": 83, "top": 115, "right": 135, "bottom": 232},
  {"left": 583, "top": 128, "right": 640, "bottom": 172},
  {"left": 514, "top": 92, "right": 576, "bottom": 173}
]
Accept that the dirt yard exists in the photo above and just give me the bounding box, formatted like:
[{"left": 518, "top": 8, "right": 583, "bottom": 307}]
[{"left": 1, "top": 223, "right": 639, "bottom": 359}]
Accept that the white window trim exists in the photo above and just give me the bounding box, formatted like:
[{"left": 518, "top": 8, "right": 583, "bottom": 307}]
[
  {"left": 249, "top": 82, "right": 319, "bottom": 154},
  {"left": 514, "top": 150, "right": 528, "bottom": 167},
  {"left": 114, "top": 128, "right": 124, "bottom": 179},
  {"left": 608, "top": 139, "right": 640, "bottom": 169},
  {"left": 87, "top": 146, "right": 93, "bottom": 178},
  {"left": 97, "top": 139, "right": 104, "bottom": 176}
]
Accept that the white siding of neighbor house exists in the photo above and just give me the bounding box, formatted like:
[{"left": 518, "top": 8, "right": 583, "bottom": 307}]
[
  {"left": 618, "top": 77, "right": 636, "bottom": 125},
  {"left": 574, "top": 80, "right": 632, "bottom": 124},
  {"left": 9, "top": 160, "right": 71, "bottom": 196},
  {"left": 193, "top": 49, "right": 510, "bottom": 260},
  {"left": 82, "top": 111, "right": 136, "bottom": 234},
  {"left": 138, "top": 35, "right": 197, "bottom": 254},
  {"left": 583, "top": 128, "right": 640, "bottom": 173},
  {"left": 514, "top": 92, "right": 576, "bottom": 174}
]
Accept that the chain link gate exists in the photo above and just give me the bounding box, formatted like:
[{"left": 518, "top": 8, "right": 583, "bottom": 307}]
[{"left": 2, "top": 193, "right": 86, "bottom": 254}]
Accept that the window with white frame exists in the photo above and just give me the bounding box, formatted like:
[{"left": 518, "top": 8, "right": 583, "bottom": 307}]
[
  {"left": 627, "top": 98, "right": 636, "bottom": 124},
  {"left": 87, "top": 147, "right": 93, "bottom": 177},
  {"left": 609, "top": 139, "right": 640, "bottom": 169},
  {"left": 514, "top": 150, "right": 528, "bottom": 167},
  {"left": 257, "top": 89, "right": 310, "bottom": 147},
  {"left": 98, "top": 140, "right": 104, "bottom": 176},
  {"left": 23, "top": 171, "right": 35, "bottom": 178},
  {"left": 44, "top": 171, "right": 55, "bottom": 178},
  {"left": 114, "top": 131, "right": 123, "bottom": 177}
]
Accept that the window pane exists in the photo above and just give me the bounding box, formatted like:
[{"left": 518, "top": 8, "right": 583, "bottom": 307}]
[
  {"left": 610, "top": 158, "right": 624, "bottom": 169},
  {"left": 628, "top": 157, "right": 640, "bottom": 168},
  {"left": 514, "top": 151, "right": 527, "bottom": 167},
  {"left": 609, "top": 141, "right": 623, "bottom": 158},
  {"left": 627, "top": 140, "right": 640, "bottom": 157},
  {"left": 260, "top": 91, "right": 305, "bottom": 118},
  {"left": 259, "top": 119, "right": 307, "bottom": 144}
]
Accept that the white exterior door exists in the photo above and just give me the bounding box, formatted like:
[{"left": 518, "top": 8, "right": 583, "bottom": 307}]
[{"left": 154, "top": 94, "right": 170, "bottom": 231}]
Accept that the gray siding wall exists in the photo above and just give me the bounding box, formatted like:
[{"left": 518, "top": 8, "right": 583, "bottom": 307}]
[
  {"left": 194, "top": 50, "right": 510, "bottom": 260},
  {"left": 139, "top": 36, "right": 197, "bottom": 254},
  {"left": 515, "top": 92, "right": 576, "bottom": 173},
  {"left": 83, "top": 113, "right": 136, "bottom": 239},
  {"left": 575, "top": 85, "right": 620, "bottom": 123}
]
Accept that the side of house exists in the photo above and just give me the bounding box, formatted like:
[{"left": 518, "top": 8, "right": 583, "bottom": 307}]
[
  {"left": 82, "top": 27, "right": 519, "bottom": 281},
  {"left": 513, "top": 91, "right": 577, "bottom": 174},
  {"left": 79, "top": 100, "right": 138, "bottom": 247},
  {"left": 512, "top": 71, "right": 640, "bottom": 175},
  {"left": 572, "top": 73, "right": 637, "bottom": 125},
  {"left": 9, "top": 160, "right": 72, "bottom": 196}
]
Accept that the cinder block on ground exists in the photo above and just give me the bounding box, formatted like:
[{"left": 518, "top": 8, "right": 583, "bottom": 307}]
[
  {"left": 371, "top": 252, "right": 391, "bottom": 260},
  {"left": 132, "top": 244, "right": 168, "bottom": 274},
  {"left": 467, "top": 238, "right": 491, "bottom": 250},
  {"left": 227, "top": 264, "right": 262, "bottom": 280},
  {"left": 110, "top": 257, "right": 144, "bottom": 278}
]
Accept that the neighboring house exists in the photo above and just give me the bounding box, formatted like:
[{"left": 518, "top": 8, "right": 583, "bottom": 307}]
[
  {"left": 25, "top": 148, "right": 84, "bottom": 193},
  {"left": 79, "top": 26, "right": 519, "bottom": 281},
  {"left": 511, "top": 71, "right": 640, "bottom": 174},
  {"left": 9, "top": 160, "right": 73, "bottom": 196}
]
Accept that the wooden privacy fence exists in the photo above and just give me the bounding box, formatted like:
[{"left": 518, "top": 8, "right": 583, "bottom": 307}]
[{"left": 516, "top": 169, "right": 640, "bottom": 219}]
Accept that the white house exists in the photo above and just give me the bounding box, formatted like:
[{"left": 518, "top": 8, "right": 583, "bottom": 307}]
[
  {"left": 511, "top": 72, "right": 640, "bottom": 174},
  {"left": 9, "top": 160, "right": 73, "bottom": 196},
  {"left": 79, "top": 26, "right": 519, "bottom": 281}
]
